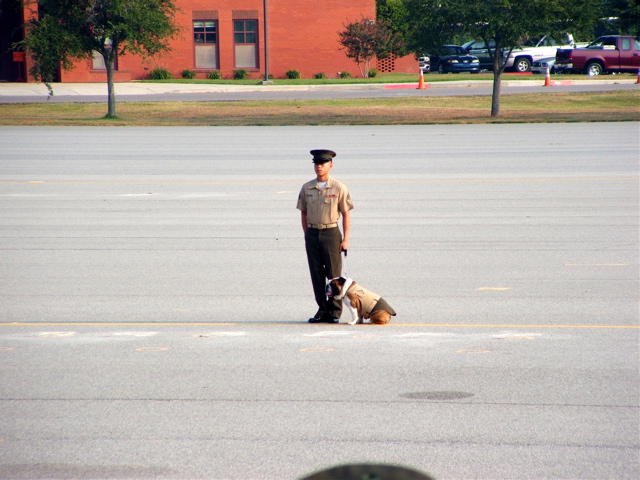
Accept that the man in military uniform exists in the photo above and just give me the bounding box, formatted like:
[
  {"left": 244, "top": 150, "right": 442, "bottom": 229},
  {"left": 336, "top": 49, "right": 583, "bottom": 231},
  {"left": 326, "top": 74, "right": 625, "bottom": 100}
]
[{"left": 297, "top": 149, "right": 354, "bottom": 323}]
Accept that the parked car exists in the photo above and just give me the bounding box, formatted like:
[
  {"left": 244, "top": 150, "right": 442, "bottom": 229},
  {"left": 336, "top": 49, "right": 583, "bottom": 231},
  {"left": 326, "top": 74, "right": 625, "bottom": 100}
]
[
  {"left": 513, "top": 34, "right": 582, "bottom": 72},
  {"left": 430, "top": 45, "right": 480, "bottom": 74},
  {"left": 462, "top": 34, "right": 579, "bottom": 72},
  {"left": 531, "top": 57, "right": 556, "bottom": 74},
  {"left": 419, "top": 56, "right": 431, "bottom": 74},
  {"left": 555, "top": 36, "right": 640, "bottom": 76},
  {"left": 462, "top": 39, "right": 507, "bottom": 71}
]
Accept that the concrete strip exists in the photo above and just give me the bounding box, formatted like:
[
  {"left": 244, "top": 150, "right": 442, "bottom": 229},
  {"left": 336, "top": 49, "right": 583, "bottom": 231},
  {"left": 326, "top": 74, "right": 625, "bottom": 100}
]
[{"left": 0, "top": 78, "right": 636, "bottom": 97}]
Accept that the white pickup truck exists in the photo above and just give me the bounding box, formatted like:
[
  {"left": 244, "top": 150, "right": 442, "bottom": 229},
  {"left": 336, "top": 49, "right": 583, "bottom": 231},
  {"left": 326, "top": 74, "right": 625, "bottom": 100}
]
[{"left": 463, "top": 34, "right": 582, "bottom": 72}]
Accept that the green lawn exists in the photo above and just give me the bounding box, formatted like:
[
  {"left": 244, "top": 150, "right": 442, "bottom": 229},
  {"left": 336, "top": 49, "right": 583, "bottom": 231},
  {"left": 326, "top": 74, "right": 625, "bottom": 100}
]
[{"left": 1, "top": 90, "right": 638, "bottom": 126}]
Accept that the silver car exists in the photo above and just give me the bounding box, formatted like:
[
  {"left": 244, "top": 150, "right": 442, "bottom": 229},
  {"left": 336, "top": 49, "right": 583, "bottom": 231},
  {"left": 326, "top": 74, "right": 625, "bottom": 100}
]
[
  {"left": 531, "top": 57, "right": 556, "bottom": 74},
  {"left": 419, "top": 56, "right": 430, "bottom": 73}
]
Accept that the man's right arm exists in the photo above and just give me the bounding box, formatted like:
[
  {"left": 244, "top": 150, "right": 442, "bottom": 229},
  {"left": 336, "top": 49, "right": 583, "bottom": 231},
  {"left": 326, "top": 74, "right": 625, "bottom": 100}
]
[{"left": 297, "top": 185, "right": 308, "bottom": 233}]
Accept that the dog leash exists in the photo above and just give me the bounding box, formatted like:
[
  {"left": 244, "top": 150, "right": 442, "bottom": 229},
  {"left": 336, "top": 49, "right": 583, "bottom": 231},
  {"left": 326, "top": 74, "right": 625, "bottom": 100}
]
[{"left": 341, "top": 249, "right": 348, "bottom": 277}]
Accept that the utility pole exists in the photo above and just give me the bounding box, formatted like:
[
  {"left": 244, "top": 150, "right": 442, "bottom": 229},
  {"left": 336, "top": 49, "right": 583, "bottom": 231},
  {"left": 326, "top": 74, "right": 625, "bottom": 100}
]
[{"left": 262, "top": 0, "right": 273, "bottom": 84}]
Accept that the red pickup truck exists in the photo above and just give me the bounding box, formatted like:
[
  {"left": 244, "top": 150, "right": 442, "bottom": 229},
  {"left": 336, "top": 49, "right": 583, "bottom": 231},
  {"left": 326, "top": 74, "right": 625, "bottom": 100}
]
[{"left": 555, "top": 35, "right": 640, "bottom": 76}]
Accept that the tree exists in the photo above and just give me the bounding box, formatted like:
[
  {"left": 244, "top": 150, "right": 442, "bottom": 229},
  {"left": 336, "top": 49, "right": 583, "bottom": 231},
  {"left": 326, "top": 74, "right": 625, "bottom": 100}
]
[
  {"left": 376, "top": 0, "right": 411, "bottom": 57},
  {"left": 402, "top": 0, "right": 601, "bottom": 116},
  {"left": 605, "top": 0, "right": 640, "bottom": 35},
  {"left": 338, "top": 17, "right": 403, "bottom": 78},
  {"left": 18, "top": 0, "right": 180, "bottom": 118}
]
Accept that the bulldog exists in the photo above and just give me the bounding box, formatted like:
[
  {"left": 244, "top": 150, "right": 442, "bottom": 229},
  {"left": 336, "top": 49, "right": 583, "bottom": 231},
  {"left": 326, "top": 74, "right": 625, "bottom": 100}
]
[{"left": 325, "top": 277, "right": 396, "bottom": 325}]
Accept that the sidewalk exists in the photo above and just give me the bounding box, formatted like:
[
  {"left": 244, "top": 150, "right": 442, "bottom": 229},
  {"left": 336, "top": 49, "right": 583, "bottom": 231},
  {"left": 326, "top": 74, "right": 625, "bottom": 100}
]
[
  {"left": 0, "top": 80, "right": 478, "bottom": 97},
  {"left": 0, "top": 77, "right": 635, "bottom": 97}
]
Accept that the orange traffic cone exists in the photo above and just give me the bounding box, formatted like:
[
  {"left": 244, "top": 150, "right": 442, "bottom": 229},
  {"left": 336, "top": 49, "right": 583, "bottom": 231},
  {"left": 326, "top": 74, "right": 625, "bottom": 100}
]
[
  {"left": 636, "top": 67, "right": 640, "bottom": 84},
  {"left": 543, "top": 66, "right": 552, "bottom": 87},
  {"left": 417, "top": 69, "right": 427, "bottom": 90}
]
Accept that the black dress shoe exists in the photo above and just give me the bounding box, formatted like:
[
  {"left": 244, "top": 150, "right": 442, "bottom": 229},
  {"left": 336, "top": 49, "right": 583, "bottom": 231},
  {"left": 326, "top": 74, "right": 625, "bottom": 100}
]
[{"left": 308, "top": 314, "right": 338, "bottom": 324}]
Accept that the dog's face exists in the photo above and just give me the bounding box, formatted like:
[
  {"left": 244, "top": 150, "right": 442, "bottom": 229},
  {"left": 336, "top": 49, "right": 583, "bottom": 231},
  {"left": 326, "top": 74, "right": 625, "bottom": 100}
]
[{"left": 325, "top": 277, "right": 347, "bottom": 297}]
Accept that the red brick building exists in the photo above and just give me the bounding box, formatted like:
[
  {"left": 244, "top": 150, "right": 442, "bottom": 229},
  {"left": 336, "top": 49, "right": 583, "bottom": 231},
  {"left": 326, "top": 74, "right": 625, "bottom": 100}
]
[{"left": 0, "top": 0, "right": 417, "bottom": 83}]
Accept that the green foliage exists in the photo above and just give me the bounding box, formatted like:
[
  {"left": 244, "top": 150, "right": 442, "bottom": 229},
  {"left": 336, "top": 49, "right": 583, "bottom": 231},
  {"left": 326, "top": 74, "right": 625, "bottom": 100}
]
[
  {"left": 402, "top": 0, "right": 602, "bottom": 56},
  {"left": 207, "top": 71, "right": 222, "bottom": 80},
  {"left": 368, "top": 67, "right": 378, "bottom": 78},
  {"left": 605, "top": 0, "right": 640, "bottom": 35},
  {"left": 313, "top": 72, "right": 327, "bottom": 79},
  {"left": 17, "top": 0, "right": 180, "bottom": 116},
  {"left": 286, "top": 69, "right": 301, "bottom": 79},
  {"left": 376, "top": 0, "right": 411, "bottom": 56},
  {"left": 181, "top": 69, "right": 196, "bottom": 79},
  {"left": 233, "top": 69, "right": 249, "bottom": 80},
  {"left": 149, "top": 67, "right": 173, "bottom": 80},
  {"left": 339, "top": 71, "right": 352, "bottom": 79},
  {"left": 18, "top": 7, "right": 88, "bottom": 84},
  {"left": 338, "top": 17, "right": 403, "bottom": 78},
  {"left": 400, "top": 0, "right": 603, "bottom": 116}
]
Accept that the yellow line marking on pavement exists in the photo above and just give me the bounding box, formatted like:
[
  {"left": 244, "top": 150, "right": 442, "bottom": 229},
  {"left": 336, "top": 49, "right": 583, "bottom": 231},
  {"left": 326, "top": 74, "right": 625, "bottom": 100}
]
[
  {"left": 135, "top": 347, "right": 170, "bottom": 352},
  {"left": 0, "top": 347, "right": 15, "bottom": 351},
  {"left": 3, "top": 323, "right": 236, "bottom": 327},
  {"left": 457, "top": 349, "right": 491, "bottom": 354},
  {"left": 392, "top": 324, "right": 639, "bottom": 329},
  {"left": 300, "top": 347, "right": 334, "bottom": 352},
  {"left": 2, "top": 322, "right": 638, "bottom": 329},
  {"left": 1, "top": 177, "right": 637, "bottom": 185}
]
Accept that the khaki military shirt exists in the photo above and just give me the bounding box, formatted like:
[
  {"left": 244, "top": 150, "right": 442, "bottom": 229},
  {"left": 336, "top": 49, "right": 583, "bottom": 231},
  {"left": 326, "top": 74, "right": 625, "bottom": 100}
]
[{"left": 297, "top": 176, "right": 353, "bottom": 225}]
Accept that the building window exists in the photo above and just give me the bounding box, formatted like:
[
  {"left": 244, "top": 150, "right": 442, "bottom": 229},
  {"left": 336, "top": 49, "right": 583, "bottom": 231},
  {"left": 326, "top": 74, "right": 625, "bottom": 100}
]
[
  {"left": 234, "top": 20, "right": 258, "bottom": 69},
  {"left": 92, "top": 51, "right": 106, "bottom": 70},
  {"left": 92, "top": 51, "right": 117, "bottom": 71},
  {"left": 92, "top": 39, "right": 116, "bottom": 70},
  {"left": 194, "top": 20, "right": 218, "bottom": 69}
]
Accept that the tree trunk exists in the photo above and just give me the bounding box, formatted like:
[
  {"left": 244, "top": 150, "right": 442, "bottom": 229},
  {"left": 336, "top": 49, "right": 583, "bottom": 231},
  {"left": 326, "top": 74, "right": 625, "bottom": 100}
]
[
  {"left": 490, "top": 48, "right": 502, "bottom": 117},
  {"left": 356, "top": 58, "right": 367, "bottom": 78},
  {"left": 491, "top": 68, "right": 501, "bottom": 117},
  {"left": 105, "top": 54, "right": 116, "bottom": 118}
]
